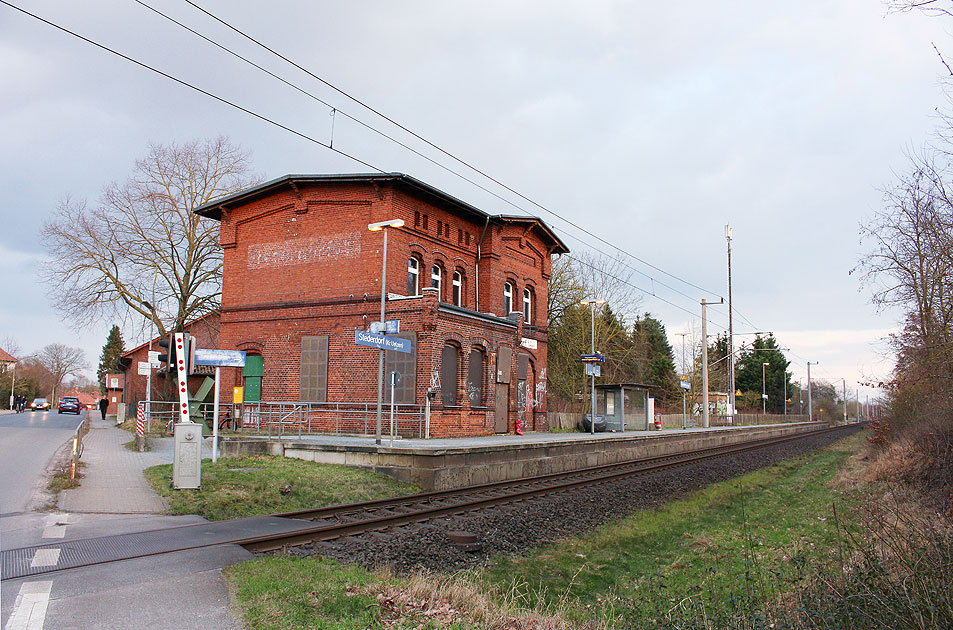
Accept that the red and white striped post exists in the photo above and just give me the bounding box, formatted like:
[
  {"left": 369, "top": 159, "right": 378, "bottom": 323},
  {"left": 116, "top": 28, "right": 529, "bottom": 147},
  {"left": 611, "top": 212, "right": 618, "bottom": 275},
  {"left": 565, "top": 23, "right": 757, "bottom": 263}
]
[{"left": 136, "top": 402, "right": 145, "bottom": 451}]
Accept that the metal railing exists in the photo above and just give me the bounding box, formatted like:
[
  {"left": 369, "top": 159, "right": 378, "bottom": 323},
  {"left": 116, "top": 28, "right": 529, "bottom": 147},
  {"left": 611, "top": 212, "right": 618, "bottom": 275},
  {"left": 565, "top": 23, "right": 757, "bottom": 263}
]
[{"left": 137, "top": 400, "right": 426, "bottom": 438}]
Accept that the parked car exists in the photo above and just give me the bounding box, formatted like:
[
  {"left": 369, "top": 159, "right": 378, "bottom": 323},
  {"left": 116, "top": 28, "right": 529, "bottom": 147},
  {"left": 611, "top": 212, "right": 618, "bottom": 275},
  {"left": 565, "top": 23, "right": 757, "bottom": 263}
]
[
  {"left": 57, "top": 396, "right": 82, "bottom": 415},
  {"left": 30, "top": 398, "right": 50, "bottom": 411}
]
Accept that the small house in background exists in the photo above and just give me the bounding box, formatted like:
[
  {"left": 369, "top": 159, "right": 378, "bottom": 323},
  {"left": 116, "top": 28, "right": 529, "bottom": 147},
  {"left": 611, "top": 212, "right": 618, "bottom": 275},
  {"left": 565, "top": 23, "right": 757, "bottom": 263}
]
[
  {"left": 104, "top": 373, "right": 123, "bottom": 416},
  {"left": 0, "top": 347, "right": 16, "bottom": 373}
]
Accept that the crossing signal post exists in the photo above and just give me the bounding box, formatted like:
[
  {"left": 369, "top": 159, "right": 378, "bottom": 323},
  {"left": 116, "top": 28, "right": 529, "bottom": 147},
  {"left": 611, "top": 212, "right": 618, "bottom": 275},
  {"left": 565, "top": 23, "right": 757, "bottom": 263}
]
[{"left": 157, "top": 333, "right": 176, "bottom": 373}]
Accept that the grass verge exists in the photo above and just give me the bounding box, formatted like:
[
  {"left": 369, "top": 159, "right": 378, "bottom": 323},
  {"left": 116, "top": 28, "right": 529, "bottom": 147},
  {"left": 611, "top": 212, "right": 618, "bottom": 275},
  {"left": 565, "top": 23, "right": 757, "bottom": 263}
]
[
  {"left": 144, "top": 455, "right": 419, "bottom": 521},
  {"left": 226, "top": 432, "right": 869, "bottom": 629}
]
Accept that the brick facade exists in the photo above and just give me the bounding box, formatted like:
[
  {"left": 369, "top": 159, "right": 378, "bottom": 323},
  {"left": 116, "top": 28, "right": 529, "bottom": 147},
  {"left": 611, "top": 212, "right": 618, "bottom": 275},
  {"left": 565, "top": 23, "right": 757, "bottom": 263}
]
[{"left": 187, "top": 173, "right": 567, "bottom": 437}]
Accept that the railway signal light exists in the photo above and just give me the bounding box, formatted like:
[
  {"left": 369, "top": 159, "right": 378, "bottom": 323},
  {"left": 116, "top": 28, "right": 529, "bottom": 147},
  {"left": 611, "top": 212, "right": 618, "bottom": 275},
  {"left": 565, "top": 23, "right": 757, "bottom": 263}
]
[{"left": 157, "top": 333, "right": 176, "bottom": 373}]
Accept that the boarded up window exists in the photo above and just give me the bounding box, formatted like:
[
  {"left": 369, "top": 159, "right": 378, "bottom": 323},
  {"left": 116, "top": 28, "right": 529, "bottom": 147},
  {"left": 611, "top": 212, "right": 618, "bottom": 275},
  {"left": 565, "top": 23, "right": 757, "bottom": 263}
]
[
  {"left": 496, "top": 345, "right": 512, "bottom": 383},
  {"left": 517, "top": 353, "right": 529, "bottom": 381},
  {"left": 300, "top": 336, "right": 328, "bottom": 402},
  {"left": 441, "top": 344, "right": 459, "bottom": 406},
  {"left": 384, "top": 333, "right": 416, "bottom": 404},
  {"left": 467, "top": 348, "right": 484, "bottom": 407}
]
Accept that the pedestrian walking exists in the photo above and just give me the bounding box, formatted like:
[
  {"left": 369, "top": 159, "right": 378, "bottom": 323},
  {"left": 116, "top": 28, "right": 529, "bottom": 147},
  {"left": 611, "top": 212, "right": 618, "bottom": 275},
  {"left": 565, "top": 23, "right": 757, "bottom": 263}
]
[{"left": 99, "top": 396, "right": 109, "bottom": 421}]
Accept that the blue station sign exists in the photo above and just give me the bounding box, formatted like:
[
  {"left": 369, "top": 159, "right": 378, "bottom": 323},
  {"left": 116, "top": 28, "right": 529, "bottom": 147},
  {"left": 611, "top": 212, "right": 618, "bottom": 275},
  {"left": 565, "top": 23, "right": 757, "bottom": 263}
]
[
  {"left": 194, "top": 349, "right": 247, "bottom": 367},
  {"left": 579, "top": 354, "right": 606, "bottom": 363},
  {"left": 355, "top": 330, "right": 412, "bottom": 354}
]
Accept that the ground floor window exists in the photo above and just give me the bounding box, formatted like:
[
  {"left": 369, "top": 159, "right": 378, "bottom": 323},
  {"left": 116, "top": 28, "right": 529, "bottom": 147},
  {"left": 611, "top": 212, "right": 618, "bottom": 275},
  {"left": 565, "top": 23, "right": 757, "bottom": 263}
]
[
  {"left": 467, "top": 348, "right": 485, "bottom": 406},
  {"left": 384, "top": 333, "right": 417, "bottom": 404},
  {"left": 300, "top": 336, "right": 329, "bottom": 402},
  {"left": 441, "top": 344, "right": 459, "bottom": 406}
]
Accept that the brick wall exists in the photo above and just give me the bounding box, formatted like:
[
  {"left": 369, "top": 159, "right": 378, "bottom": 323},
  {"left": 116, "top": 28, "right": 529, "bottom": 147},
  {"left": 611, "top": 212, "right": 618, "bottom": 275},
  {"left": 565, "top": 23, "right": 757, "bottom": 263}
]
[{"left": 196, "top": 175, "right": 560, "bottom": 437}]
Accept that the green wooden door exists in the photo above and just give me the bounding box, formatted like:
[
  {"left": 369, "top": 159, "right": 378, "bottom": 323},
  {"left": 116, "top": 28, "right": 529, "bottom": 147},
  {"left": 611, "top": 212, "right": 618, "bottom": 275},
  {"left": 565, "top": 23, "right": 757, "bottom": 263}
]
[{"left": 243, "top": 355, "right": 263, "bottom": 402}]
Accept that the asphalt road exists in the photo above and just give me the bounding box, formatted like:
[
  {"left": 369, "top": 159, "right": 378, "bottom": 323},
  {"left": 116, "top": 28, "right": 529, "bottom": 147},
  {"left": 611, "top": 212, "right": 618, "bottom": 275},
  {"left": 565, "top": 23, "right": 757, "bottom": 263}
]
[{"left": 0, "top": 409, "right": 85, "bottom": 517}]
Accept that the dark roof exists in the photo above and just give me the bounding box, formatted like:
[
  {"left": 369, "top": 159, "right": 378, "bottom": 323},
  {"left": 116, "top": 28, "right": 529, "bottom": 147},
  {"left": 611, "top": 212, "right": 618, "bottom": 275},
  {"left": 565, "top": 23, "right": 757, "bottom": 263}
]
[{"left": 193, "top": 172, "right": 569, "bottom": 254}]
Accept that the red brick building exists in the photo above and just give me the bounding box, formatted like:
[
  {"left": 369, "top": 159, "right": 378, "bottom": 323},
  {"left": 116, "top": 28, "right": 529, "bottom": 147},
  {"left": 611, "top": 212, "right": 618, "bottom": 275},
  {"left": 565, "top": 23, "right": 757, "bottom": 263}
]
[
  {"left": 118, "top": 313, "right": 221, "bottom": 409},
  {"left": 189, "top": 173, "right": 567, "bottom": 437}
]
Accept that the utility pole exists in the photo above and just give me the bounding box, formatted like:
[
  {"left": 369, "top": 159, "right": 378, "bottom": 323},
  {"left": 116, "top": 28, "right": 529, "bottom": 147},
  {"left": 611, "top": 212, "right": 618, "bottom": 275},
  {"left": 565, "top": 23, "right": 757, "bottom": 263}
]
[
  {"left": 677, "top": 332, "right": 688, "bottom": 429},
  {"left": 725, "top": 225, "right": 735, "bottom": 424},
  {"left": 783, "top": 373, "right": 787, "bottom": 417},
  {"left": 700, "top": 298, "right": 723, "bottom": 428},
  {"left": 842, "top": 379, "right": 847, "bottom": 425},
  {"left": 807, "top": 361, "right": 817, "bottom": 421}
]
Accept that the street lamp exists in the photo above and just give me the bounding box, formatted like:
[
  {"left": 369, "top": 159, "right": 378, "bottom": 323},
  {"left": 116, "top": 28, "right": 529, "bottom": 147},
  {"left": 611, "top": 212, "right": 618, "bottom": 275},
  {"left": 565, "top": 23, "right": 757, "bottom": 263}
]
[
  {"left": 368, "top": 219, "right": 405, "bottom": 445},
  {"left": 580, "top": 299, "right": 605, "bottom": 435},
  {"left": 762, "top": 362, "right": 770, "bottom": 415}
]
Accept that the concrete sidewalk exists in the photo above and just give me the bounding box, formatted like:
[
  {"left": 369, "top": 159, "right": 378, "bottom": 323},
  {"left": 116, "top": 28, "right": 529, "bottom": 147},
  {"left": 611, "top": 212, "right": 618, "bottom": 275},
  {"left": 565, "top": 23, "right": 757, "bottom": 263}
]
[{"left": 58, "top": 416, "right": 212, "bottom": 514}]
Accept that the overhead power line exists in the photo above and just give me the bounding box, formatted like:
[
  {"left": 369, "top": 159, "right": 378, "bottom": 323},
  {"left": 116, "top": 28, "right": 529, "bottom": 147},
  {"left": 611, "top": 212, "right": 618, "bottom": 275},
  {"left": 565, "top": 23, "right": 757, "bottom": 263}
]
[
  {"left": 3, "top": 0, "right": 749, "bottom": 331},
  {"left": 181, "top": 0, "right": 725, "bottom": 301}
]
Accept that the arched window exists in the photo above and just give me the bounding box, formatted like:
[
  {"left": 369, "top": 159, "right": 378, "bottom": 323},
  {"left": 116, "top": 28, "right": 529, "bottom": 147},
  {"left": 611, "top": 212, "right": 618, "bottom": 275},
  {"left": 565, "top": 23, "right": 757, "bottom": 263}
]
[
  {"left": 407, "top": 257, "right": 420, "bottom": 295},
  {"left": 523, "top": 287, "right": 532, "bottom": 323},
  {"left": 441, "top": 344, "right": 459, "bottom": 406},
  {"left": 431, "top": 264, "right": 442, "bottom": 298},
  {"left": 467, "top": 347, "right": 485, "bottom": 407},
  {"left": 452, "top": 270, "right": 463, "bottom": 306},
  {"left": 503, "top": 282, "right": 514, "bottom": 314}
]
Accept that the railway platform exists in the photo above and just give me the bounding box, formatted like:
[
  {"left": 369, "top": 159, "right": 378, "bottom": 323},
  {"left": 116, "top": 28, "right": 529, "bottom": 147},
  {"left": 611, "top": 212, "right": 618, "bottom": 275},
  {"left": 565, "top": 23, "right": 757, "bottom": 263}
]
[{"left": 221, "top": 420, "right": 828, "bottom": 490}]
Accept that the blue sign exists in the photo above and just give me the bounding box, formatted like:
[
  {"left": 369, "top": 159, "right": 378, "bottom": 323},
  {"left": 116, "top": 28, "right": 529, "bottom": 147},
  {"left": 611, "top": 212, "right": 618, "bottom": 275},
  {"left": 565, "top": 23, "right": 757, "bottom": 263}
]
[
  {"left": 355, "top": 330, "right": 412, "bottom": 354},
  {"left": 194, "top": 349, "right": 247, "bottom": 367},
  {"left": 579, "top": 354, "right": 606, "bottom": 363}
]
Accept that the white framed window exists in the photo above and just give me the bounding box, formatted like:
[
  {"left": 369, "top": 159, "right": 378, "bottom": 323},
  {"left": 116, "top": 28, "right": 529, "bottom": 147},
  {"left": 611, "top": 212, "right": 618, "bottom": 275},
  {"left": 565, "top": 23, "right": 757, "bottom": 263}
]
[
  {"left": 452, "top": 271, "right": 462, "bottom": 306},
  {"left": 431, "top": 264, "right": 442, "bottom": 297},
  {"left": 503, "top": 282, "right": 513, "bottom": 314},
  {"left": 523, "top": 288, "right": 532, "bottom": 323},
  {"left": 407, "top": 257, "right": 420, "bottom": 295}
]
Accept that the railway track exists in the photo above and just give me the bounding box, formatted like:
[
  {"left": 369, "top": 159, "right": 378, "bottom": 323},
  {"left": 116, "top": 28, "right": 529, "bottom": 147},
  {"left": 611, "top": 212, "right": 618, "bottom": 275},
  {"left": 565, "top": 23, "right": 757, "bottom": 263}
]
[{"left": 1, "top": 423, "right": 861, "bottom": 580}]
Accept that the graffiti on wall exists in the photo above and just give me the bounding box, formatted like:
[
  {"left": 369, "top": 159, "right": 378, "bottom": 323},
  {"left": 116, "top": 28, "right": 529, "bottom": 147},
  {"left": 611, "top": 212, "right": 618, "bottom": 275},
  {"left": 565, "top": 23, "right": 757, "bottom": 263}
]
[{"left": 248, "top": 234, "right": 361, "bottom": 269}]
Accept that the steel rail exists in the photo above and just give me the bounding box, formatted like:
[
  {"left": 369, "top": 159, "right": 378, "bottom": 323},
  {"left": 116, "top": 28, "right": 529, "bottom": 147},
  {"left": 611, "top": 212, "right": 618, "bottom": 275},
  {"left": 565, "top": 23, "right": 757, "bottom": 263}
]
[
  {"left": 270, "top": 425, "right": 842, "bottom": 523},
  {"left": 240, "top": 424, "right": 858, "bottom": 551},
  {"left": 1, "top": 424, "right": 860, "bottom": 578}
]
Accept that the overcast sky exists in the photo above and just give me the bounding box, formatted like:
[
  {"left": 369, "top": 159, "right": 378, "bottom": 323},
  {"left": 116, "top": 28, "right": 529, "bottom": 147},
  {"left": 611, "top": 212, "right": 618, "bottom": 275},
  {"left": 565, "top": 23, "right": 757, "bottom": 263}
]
[{"left": 1, "top": 0, "right": 948, "bottom": 401}]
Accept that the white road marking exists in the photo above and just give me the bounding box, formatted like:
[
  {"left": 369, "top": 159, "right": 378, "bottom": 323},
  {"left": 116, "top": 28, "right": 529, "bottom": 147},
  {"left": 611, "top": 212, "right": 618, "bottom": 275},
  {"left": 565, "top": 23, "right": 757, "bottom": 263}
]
[
  {"left": 30, "top": 548, "right": 60, "bottom": 568},
  {"left": 41, "top": 514, "right": 69, "bottom": 539},
  {"left": 4, "top": 581, "right": 53, "bottom": 630},
  {"left": 41, "top": 525, "right": 66, "bottom": 539}
]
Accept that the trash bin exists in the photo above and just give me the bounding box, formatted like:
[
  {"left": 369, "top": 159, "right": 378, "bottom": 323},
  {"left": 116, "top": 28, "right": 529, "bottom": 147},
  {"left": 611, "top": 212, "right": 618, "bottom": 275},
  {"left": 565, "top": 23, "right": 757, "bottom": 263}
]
[{"left": 582, "top": 414, "right": 607, "bottom": 432}]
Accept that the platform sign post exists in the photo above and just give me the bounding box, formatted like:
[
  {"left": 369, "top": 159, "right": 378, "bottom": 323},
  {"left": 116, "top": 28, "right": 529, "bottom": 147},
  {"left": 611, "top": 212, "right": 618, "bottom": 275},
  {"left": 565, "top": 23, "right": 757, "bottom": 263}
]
[{"left": 194, "top": 349, "right": 247, "bottom": 463}]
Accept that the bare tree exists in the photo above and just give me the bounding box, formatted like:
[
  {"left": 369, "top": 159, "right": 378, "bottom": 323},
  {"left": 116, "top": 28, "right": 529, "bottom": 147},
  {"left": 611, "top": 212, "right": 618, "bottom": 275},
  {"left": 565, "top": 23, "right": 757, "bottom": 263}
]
[
  {"left": 40, "top": 137, "right": 259, "bottom": 337},
  {"left": 37, "top": 344, "right": 87, "bottom": 402}
]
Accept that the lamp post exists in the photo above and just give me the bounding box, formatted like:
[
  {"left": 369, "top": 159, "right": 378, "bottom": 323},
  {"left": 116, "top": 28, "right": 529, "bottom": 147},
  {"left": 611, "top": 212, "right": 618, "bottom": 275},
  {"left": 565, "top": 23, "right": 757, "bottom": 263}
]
[
  {"left": 677, "top": 332, "right": 688, "bottom": 429},
  {"left": 368, "top": 219, "right": 405, "bottom": 445},
  {"left": 761, "top": 362, "right": 770, "bottom": 415},
  {"left": 807, "top": 361, "right": 818, "bottom": 420},
  {"left": 580, "top": 299, "right": 605, "bottom": 435}
]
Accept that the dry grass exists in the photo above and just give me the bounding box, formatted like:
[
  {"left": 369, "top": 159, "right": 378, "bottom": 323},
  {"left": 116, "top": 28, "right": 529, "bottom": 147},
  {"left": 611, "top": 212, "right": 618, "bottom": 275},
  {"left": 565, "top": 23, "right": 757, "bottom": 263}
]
[{"left": 364, "top": 569, "right": 604, "bottom": 630}]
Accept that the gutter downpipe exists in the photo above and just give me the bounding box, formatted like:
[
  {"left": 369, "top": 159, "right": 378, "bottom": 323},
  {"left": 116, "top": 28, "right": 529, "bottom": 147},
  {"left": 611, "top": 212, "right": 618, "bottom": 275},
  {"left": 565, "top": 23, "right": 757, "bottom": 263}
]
[{"left": 475, "top": 216, "right": 491, "bottom": 312}]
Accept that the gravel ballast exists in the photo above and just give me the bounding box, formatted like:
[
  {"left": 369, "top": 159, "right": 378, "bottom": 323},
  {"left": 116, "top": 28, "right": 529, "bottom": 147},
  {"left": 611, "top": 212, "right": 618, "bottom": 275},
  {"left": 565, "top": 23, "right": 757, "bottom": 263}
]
[{"left": 277, "top": 426, "right": 863, "bottom": 575}]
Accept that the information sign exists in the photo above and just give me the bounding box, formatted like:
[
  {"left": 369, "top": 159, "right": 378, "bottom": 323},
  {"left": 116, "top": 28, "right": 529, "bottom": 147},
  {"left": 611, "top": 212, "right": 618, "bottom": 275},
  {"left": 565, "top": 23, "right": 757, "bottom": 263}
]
[
  {"left": 194, "top": 349, "right": 247, "bottom": 367},
  {"left": 585, "top": 363, "right": 602, "bottom": 377},
  {"left": 579, "top": 354, "right": 606, "bottom": 363},
  {"left": 370, "top": 320, "right": 401, "bottom": 334},
  {"left": 355, "top": 330, "right": 412, "bottom": 354},
  {"left": 137, "top": 361, "right": 151, "bottom": 376}
]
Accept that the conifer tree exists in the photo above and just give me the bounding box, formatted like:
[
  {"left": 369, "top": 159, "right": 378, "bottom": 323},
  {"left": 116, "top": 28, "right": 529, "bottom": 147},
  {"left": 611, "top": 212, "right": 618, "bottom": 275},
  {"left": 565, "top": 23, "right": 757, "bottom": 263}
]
[{"left": 97, "top": 325, "right": 125, "bottom": 392}]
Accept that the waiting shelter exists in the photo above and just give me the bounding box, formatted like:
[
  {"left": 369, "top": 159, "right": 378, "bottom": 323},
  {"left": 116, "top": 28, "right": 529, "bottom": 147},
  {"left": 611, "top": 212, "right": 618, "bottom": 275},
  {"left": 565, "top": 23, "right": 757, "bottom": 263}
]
[{"left": 595, "top": 383, "right": 653, "bottom": 431}]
